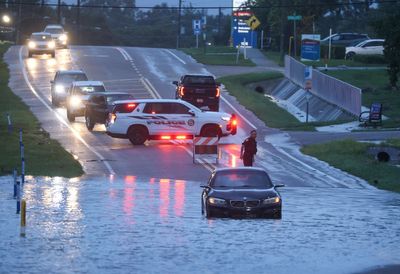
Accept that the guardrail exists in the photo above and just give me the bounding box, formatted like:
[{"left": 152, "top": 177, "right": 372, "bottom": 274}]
[{"left": 284, "top": 55, "right": 362, "bottom": 116}]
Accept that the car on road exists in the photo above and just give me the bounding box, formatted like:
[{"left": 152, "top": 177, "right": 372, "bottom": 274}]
[
  {"left": 66, "top": 81, "right": 106, "bottom": 122},
  {"left": 27, "top": 32, "right": 55, "bottom": 58},
  {"left": 50, "top": 70, "right": 88, "bottom": 107},
  {"left": 106, "top": 99, "right": 237, "bottom": 145},
  {"left": 85, "top": 92, "right": 134, "bottom": 131},
  {"left": 321, "top": 33, "right": 369, "bottom": 47},
  {"left": 173, "top": 75, "right": 221, "bottom": 111},
  {"left": 44, "top": 24, "right": 68, "bottom": 48},
  {"left": 201, "top": 167, "right": 284, "bottom": 219},
  {"left": 345, "top": 39, "right": 385, "bottom": 59}
]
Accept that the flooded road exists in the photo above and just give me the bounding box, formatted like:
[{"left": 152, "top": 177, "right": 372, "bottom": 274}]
[{"left": 1, "top": 176, "right": 399, "bottom": 274}]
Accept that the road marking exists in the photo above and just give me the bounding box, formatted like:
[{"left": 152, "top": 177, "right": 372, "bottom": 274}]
[
  {"left": 164, "top": 49, "right": 186, "bottom": 65},
  {"left": 142, "top": 77, "right": 162, "bottom": 99},
  {"left": 171, "top": 141, "right": 215, "bottom": 172},
  {"left": 220, "top": 95, "right": 257, "bottom": 130},
  {"left": 18, "top": 46, "right": 115, "bottom": 175},
  {"left": 115, "top": 47, "right": 132, "bottom": 61}
]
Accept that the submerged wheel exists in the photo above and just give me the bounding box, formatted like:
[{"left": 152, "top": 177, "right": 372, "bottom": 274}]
[
  {"left": 128, "top": 126, "right": 148, "bottom": 145},
  {"left": 85, "top": 114, "right": 95, "bottom": 131}
]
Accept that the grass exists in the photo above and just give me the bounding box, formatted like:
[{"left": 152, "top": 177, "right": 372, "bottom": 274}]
[
  {"left": 0, "top": 42, "right": 83, "bottom": 177},
  {"left": 301, "top": 139, "right": 400, "bottom": 193},
  {"left": 325, "top": 70, "right": 400, "bottom": 128},
  {"left": 261, "top": 50, "right": 284, "bottom": 67},
  {"left": 218, "top": 72, "right": 352, "bottom": 131},
  {"left": 301, "top": 58, "right": 386, "bottom": 68},
  {"left": 181, "top": 46, "right": 256, "bottom": 66}
]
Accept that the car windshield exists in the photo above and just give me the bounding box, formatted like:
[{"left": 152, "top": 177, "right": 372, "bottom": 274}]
[
  {"left": 31, "top": 34, "right": 52, "bottom": 41},
  {"left": 45, "top": 28, "right": 63, "bottom": 34},
  {"left": 212, "top": 170, "right": 273, "bottom": 189},
  {"left": 106, "top": 94, "right": 134, "bottom": 104},
  {"left": 58, "top": 73, "right": 88, "bottom": 84},
  {"left": 183, "top": 76, "right": 215, "bottom": 85},
  {"left": 75, "top": 85, "right": 106, "bottom": 95}
]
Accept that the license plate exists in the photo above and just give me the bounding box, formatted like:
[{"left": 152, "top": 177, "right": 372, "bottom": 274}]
[{"left": 196, "top": 99, "right": 204, "bottom": 103}]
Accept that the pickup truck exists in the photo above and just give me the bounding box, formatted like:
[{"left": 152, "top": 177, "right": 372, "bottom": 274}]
[{"left": 173, "top": 75, "right": 220, "bottom": 111}]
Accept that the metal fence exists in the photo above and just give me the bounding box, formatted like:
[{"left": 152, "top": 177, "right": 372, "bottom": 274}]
[{"left": 284, "top": 55, "right": 362, "bottom": 116}]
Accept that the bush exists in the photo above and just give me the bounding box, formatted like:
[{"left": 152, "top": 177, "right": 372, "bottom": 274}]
[
  {"left": 321, "top": 45, "right": 346, "bottom": 59},
  {"left": 353, "top": 54, "right": 386, "bottom": 64}
]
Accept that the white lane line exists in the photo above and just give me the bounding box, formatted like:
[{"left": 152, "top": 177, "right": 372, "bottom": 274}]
[
  {"left": 164, "top": 49, "right": 186, "bottom": 65},
  {"left": 18, "top": 46, "right": 115, "bottom": 175},
  {"left": 220, "top": 95, "right": 257, "bottom": 130},
  {"left": 171, "top": 141, "right": 215, "bottom": 172},
  {"left": 115, "top": 47, "right": 132, "bottom": 61},
  {"left": 140, "top": 77, "right": 159, "bottom": 99},
  {"left": 143, "top": 77, "right": 162, "bottom": 99}
]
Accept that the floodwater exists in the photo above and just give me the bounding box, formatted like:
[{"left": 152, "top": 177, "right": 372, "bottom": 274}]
[{"left": 1, "top": 176, "right": 399, "bottom": 274}]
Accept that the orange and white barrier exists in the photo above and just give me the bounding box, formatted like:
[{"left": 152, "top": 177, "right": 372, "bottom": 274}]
[{"left": 193, "top": 137, "right": 219, "bottom": 164}]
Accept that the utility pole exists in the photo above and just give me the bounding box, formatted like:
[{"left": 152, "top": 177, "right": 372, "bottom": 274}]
[
  {"left": 57, "top": 0, "right": 61, "bottom": 24},
  {"left": 176, "top": 0, "right": 182, "bottom": 49},
  {"left": 77, "top": 0, "right": 81, "bottom": 44},
  {"left": 218, "top": 7, "right": 222, "bottom": 36}
]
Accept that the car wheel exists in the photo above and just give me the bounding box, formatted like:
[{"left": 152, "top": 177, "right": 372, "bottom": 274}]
[
  {"left": 200, "top": 124, "right": 221, "bottom": 137},
  {"left": 128, "top": 126, "right": 148, "bottom": 145},
  {"left": 85, "top": 114, "right": 95, "bottom": 131},
  {"left": 205, "top": 205, "right": 214, "bottom": 219},
  {"left": 28, "top": 52, "right": 33, "bottom": 58},
  {"left": 346, "top": 52, "right": 355, "bottom": 60},
  {"left": 51, "top": 52, "right": 56, "bottom": 58},
  {"left": 67, "top": 109, "right": 75, "bottom": 122}
]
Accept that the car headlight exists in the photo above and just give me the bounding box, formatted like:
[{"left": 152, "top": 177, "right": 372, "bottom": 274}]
[
  {"left": 208, "top": 197, "right": 226, "bottom": 205},
  {"left": 221, "top": 116, "right": 231, "bottom": 121},
  {"left": 59, "top": 34, "right": 68, "bottom": 42},
  {"left": 263, "top": 197, "right": 280, "bottom": 205},
  {"left": 28, "top": 41, "right": 36, "bottom": 49},
  {"left": 48, "top": 41, "right": 56, "bottom": 49},
  {"left": 69, "top": 96, "right": 82, "bottom": 108},
  {"left": 55, "top": 85, "right": 65, "bottom": 94}
]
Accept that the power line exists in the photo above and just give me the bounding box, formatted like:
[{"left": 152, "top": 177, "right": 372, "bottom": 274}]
[{"left": 0, "top": 0, "right": 398, "bottom": 10}]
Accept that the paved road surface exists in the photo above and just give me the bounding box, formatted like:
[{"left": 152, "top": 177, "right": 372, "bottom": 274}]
[{"left": 5, "top": 46, "right": 372, "bottom": 190}]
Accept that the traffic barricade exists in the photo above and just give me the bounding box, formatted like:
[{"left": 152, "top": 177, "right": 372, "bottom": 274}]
[{"left": 193, "top": 136, "right": 219, "bottom": 164}]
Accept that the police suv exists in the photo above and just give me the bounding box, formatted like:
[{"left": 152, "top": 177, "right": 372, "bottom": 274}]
[{"left": 106, "top": 99, "right": 237, "bottom": 145}]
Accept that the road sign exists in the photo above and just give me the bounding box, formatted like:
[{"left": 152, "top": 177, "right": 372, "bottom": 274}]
[
  {"left": 192, "top": 19, "right": 202, "bottom": 35},
  {"left": 246, "top": 15, "right": 260, "bottom": 30},
  {"left": 287, "top": 15, "right": 302, "bottom": 21},
  {"left": 301, "top": 34, "right": 321, "bottom": 61},
  {"left": 304, "top": 66, "right": 313, "bottom": 90}
]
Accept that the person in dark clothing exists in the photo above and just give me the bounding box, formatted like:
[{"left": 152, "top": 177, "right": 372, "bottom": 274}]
[{"left": 240, "top": 130, "right": 257, "bottom": 166}]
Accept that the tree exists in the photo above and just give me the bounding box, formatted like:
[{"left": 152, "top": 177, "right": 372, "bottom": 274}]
[{"left": 374, "top": 2, "right": 400, "bottom": 88}]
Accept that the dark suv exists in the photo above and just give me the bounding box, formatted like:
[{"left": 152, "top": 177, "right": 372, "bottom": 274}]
[
  {"left": 50, "top": 70, "right": 88, "bottom": 107},
  {"left": 173, "top": 75, "right": 221, "bottom": 111},
  {"left": 84, "top": 92, "right": 134, "bottom": 131},
  {"left": 321, "top": 33, "right": 369, "bottom": 46}
]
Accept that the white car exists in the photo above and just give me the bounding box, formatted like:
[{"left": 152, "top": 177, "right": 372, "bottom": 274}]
[
  {"left": 44, "top": 24, "right": 68, "bottom": 48},
  {"left": 27, "top": 32, "right": 55, "bottom": 58},
  {"left": 106, "top": 99, "right": 238, "bottom": 145},
  {"left": 66, "top": 81, "right": 106, "bottom": 122},
  {"left": 345, "top": 39, "right": 385, "bottom": 59}
]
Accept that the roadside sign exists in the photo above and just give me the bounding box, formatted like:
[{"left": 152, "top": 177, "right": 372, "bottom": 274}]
[
  {"left": 246, "top": 15, "right": 260, "bottom": 30},
  {"left": 192, "top": 19, "right": 202, "bottom": 35},
  {"left": 301, "top": 34, "right": 321, "bottom": 61},
  {"left": 304, "top": 66, "right": 313, "bottom": 90},
  {"left": 287, "top": 15, "right": 302, "bottom": 21}
]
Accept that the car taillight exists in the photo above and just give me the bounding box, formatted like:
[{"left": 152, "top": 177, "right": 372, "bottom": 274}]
[
  {"left": 179, "top": 86, "right": 185, "bottom": 97},
  {"left": 216, "top": 87, "right": 220, "bottom": 98}
]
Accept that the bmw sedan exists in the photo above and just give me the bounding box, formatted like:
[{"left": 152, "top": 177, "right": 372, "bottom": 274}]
[{"left": 201, "top": 167, "right": 284, "bottom": 219}]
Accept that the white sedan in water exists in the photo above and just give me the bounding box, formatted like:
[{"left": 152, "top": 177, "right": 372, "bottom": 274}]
[{"left": 345, "top": 39, "right": 385, "bottom": 59}]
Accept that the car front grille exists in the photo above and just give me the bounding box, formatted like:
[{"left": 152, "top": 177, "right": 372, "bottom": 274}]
[{"left": 230, "top": 200, "right": 259, "bottom": 208}]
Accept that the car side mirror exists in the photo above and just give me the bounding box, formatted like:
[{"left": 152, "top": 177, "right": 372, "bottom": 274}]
[
  {"left": 274, "top": 184, "right": 285, "bottom": 188},
  {"left": 188, "top": 109, "right": 196, "bottom": 117},
  {"left": 172, "top": 81, "right": 178, "bottom": 86}
]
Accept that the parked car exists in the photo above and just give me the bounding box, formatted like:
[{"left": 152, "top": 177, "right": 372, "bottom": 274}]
[
  {"left": 66, "top": 81, "right": 106, "bottom": 122},
  {"left": 321, "top": 33, "right": 369, "bottom": 47},
  {"left": 50, "top": 70, "right": 88, "bottom": 107},
  {"left": 44, "top": 24, "right": 68, "bottom": 48},
  {"left": 85, "top": 92, "right": 134, "bottom": 131},
  {"left": 201, "top": 167, "right": 284, "bottom": 219},
  {"left": 27, "top": 32, "right": 55, "bottom": 58},
  {"left": 173, "top": 75, "right": 221, "bottom": 111},
  {"left": 345, "top": 39, "right": 385, "bottom": 59}
]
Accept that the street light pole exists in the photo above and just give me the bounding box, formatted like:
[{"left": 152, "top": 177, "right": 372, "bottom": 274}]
[
  {"left": 176, "top": 0, "right": 182, "bottom": 49},
  {"left": 77, "top": 0, "right": 81, "bottom": 44},
  {"left": 57, "top": 0, "right": 61, "bottom": 24}
]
